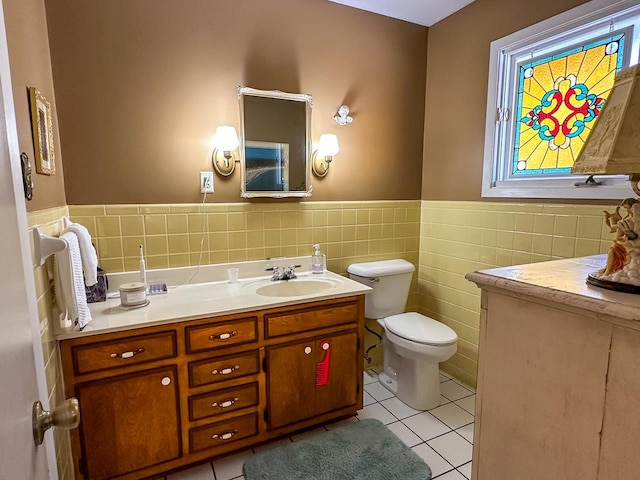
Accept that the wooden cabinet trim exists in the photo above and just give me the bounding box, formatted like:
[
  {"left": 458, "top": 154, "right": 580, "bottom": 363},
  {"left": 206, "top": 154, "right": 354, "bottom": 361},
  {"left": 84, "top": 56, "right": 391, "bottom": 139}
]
[
  {"left": 185, "top": 316, "right": 258, "bottom": 353},
  {"left": 70, "top": 331, "right": 177, "bottom": 376},
  {"left": 189, "top": 413, "right": 259, "bottom": 453},
  {"left": 264, "top": 299, "right": 360, "bottom": 338},
  {"left": 76, "top": 365, "right": 182, "bottom": 480},
  {"left": 188, "top": 381, "right": 259, "bottom": 422},
  {"left": 188, "top": 350, "right": 260, "bottom": 388}
]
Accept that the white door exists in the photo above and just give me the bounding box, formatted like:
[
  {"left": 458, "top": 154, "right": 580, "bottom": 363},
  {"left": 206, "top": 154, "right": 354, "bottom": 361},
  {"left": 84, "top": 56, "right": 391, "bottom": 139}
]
[{"left": 0, "top": 0, "right": 55, "bottom": 477}]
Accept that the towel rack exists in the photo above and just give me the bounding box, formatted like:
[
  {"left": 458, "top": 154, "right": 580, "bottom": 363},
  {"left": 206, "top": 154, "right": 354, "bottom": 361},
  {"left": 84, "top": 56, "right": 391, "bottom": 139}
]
[{"left": 32, "top": 226, "right": 67, "bottom": 266}]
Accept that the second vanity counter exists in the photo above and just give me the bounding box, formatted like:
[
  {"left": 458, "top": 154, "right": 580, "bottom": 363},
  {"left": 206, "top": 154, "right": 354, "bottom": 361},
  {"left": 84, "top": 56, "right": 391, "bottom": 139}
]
[{"left": 58, "top": 256, "right": 372, "bottom": 340}]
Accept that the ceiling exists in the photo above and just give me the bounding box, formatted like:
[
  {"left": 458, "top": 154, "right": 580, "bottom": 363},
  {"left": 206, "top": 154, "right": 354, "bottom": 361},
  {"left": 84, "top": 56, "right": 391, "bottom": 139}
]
[{"left": 327, "top": 0, "right": 476, "bottom": 27}]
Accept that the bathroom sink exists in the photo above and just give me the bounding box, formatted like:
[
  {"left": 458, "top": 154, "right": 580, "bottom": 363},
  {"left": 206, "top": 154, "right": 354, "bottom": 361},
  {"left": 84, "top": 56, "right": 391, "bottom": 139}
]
[{"left": 252, "top": 277, "right": 339, "bottom": 297}]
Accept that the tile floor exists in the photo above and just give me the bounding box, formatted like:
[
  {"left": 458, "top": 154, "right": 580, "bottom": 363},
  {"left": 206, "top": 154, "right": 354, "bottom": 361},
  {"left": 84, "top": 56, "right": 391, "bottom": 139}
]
[{"left": 165, "top": 369, "right": 476, "bottom": 480}]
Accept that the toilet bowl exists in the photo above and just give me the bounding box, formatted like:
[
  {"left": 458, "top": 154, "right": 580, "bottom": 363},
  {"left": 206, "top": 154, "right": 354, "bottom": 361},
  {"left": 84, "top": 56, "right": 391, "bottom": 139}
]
[
  {"left": 347, "top": 259, "right": 458, "bottom": 410},
  {"left": 377, "top": 312, "right": 457, "bottom": 410}
]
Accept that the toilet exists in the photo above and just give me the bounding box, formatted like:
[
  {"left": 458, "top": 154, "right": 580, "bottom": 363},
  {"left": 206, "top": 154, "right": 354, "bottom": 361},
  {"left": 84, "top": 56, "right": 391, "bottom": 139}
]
[{"left": 348, "top": 259, "right": 458, "bottom": 410}]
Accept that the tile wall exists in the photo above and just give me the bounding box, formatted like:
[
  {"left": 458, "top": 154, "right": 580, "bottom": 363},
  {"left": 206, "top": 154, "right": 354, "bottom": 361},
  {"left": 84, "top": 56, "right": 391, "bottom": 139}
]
[
  {"left": 27, "top": 206, "right": 73, "bottom": 480},
  {"left": 418, "top": 201, "right": 617, "bottom": 387},
  {"left": 67, "top": 201, "right": 422, "bottom": 277}
]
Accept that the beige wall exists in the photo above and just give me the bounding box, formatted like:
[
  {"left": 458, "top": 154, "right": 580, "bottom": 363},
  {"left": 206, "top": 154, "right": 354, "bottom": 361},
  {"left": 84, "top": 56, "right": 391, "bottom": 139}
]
[
  {"left": 4, "top": 0, "right": 66, "bottom": 211},
  {"left": 422, "top": 0, "right": 589, "bottom": 201},
  {"left": 44, "top": 0, "right": 427, "bottom": 205}
]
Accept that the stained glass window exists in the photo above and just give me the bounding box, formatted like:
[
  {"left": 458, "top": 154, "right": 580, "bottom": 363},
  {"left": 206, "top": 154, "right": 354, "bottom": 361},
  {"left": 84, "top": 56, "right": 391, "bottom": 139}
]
[
  {"left": 482, "top": 1, "right": 640, "bottom": 199},
  {"left": 513, "top": 33, "right": 625, "bottom": 177}
]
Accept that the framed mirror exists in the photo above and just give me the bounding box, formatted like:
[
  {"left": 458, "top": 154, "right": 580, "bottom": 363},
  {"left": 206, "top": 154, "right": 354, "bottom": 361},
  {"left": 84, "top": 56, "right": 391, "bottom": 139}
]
[{"left": 238, "top": 87, "right": 313, "bottom": 198}]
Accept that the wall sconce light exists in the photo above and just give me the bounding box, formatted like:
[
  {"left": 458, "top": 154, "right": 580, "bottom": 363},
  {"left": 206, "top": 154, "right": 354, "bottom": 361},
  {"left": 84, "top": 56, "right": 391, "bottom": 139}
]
[
  {"left": 312, "top": 134, "right": 340, "bottom": 177},
  {"left": 571, "top": 64, "right": 640, "bottom": 292},
  {"left": 212, "top": 126, "right": 239, "bottom": 176}
]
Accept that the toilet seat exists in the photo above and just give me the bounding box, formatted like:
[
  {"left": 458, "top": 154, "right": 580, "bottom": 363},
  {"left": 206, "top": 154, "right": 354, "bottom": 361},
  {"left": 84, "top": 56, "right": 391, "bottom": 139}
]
[{"left": 383, "top": 312, "right": 457, "bottom": 346}]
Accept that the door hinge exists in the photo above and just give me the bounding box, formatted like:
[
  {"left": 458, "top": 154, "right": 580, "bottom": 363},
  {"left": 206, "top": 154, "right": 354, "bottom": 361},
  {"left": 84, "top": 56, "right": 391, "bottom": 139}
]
[
  {"left": 356, "top": 382, "right": 361, "bottom": 395},
  {"left": 357, "top": 337, "right": 360, "bottom": 349},
  {"left": 263, "top": 408, "right": 269, "bottom": 423},
  {"left": 497, "top": 106, "right": 510, "bottom": 122},
  {"left": 79, "top": 457, "right": 87, "bottom": 476},
  {"left": 262, "top": 357, "right": 267, "bottom": 372}
]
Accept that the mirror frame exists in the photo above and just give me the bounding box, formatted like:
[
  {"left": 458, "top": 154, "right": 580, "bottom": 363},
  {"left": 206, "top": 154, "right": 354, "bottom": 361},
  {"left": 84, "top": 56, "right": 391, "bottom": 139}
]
[{"left": 238, "top": 86, "right": 313, "bottom": 198}]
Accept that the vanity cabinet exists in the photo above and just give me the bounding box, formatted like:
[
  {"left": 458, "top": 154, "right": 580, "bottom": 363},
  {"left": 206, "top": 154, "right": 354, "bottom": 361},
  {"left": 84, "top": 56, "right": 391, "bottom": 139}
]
[
  {"left": 467, "top": 256, "right": 640, "bottom": 480},
  {"left": 266, "top": 330, "right": 359, "bottom": 429},
  {"left": 60, "top": 295, "right": 364, "bottom": 479},
  {"left": 76, "top": 367, "right": 181, "bottom": 479}
]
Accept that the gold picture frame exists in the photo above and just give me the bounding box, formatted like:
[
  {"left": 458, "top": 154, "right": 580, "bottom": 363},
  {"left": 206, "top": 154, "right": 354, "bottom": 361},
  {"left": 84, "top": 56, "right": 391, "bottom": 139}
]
[{"left": 28, "top": 87, "right": 55, "bottom": 175}]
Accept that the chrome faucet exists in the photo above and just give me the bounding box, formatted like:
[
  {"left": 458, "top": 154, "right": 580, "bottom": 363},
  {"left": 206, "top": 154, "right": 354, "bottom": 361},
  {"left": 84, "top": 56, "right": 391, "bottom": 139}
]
[{"left": 266, "top": 265, "right": 301, "bottom": 281}]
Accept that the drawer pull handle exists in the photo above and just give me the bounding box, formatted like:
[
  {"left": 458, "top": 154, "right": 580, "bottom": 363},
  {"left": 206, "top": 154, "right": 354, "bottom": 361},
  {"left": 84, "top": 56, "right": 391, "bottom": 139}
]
[
  {"left": 212, "top": 429, "right": 237, "bottom": 441},
  {"left": 209, "top": 331, "right": 238, "bottom": 341},
  {"left": 212, "top": 365, "right": 240, "bottom": 376},
  {"left": 212, "top": 397, "right": 239, "bottom": 409},
  {"left": 110, "top": 348, "right": 144, "bottom": 359}
]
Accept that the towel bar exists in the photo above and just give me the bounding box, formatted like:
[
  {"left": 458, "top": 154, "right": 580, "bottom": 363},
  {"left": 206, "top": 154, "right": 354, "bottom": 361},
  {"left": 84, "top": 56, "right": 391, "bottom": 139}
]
[{"left": 32, "top": 225, "right": 66, "bottom": 266}]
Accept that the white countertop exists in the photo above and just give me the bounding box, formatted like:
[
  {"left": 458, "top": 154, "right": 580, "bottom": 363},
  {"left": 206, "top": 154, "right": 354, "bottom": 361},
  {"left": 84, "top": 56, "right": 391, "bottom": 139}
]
[
  {"left": 466, "top": 254, "right": 640, "bottom": 323},
  {"left": 57, "top": 258, "right": 371, "bottom": 340}
]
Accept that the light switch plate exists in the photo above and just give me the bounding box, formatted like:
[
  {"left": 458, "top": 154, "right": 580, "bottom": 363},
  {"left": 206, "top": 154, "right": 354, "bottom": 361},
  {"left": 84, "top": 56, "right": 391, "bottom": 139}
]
[{"left": 200, "top": 171, "right": 214, "bottom": 193}]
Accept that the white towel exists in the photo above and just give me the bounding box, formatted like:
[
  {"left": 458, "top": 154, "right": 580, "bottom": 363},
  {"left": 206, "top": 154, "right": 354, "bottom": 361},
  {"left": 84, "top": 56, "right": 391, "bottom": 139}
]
[
  {"left": 64, "top": 222, "right": 98, "bottom": 286},
  {"left": 55, "top": 232, "right": 92, "bottom": 330}
]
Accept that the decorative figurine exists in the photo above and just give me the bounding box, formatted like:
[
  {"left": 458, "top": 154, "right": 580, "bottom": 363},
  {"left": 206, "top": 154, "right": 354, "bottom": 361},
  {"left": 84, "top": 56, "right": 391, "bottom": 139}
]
[{"left": 594, "top": 198, "right": 640, "bottom": 286}]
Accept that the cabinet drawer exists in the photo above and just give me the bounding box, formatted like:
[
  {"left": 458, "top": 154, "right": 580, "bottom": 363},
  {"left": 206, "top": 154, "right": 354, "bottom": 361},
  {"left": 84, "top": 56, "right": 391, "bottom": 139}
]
[
  {"left": 71, "top": 331, "right": 177, "bottom": 376},
  {"left": 265, "top": 300, "right": 360, "bottom": 338},
  {"left": 189, "top": 413, "right": 258, "bottom": 453},
  {"left": 186, "top": 317, "right": 258, "bottom": 353},
  {"left": 189, "top": 350, "right": 260, "bottom": 388},
  {"left": 189, "top": 382, "right": 259, "bottom": 421}
]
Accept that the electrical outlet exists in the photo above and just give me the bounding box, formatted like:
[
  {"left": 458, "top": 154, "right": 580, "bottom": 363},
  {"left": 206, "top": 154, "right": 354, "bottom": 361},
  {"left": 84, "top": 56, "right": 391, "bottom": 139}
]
[{"left": 200, "top": 171, "right": 214, "bottom": 193}]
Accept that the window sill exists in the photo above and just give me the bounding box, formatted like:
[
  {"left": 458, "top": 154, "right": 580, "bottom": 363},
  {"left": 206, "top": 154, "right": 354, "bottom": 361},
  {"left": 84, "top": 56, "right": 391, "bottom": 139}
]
[{"left": 482, "top": 176, "right": 634, "bottom": 200}]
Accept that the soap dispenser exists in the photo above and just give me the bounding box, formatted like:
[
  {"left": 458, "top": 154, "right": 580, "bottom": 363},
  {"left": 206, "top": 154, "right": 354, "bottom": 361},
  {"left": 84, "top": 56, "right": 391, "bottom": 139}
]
[{"left": 312, "top": 244, "right": 325, "bottom": 274}]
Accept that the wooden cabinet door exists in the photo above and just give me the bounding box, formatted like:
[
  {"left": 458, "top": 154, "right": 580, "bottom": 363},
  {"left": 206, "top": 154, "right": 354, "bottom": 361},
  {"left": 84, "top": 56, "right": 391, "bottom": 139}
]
[
  {"left": 314, "top": 330, "right": 358, "bottom": 416},
  {"left": 266, "top": 338, "right": 317, "bottom": 429},
  {"left": 266, "top": 330, "right": 358, "bottom": 430},
  {"left": 77, "top": 366, "right": 181, "bottom": 480}
]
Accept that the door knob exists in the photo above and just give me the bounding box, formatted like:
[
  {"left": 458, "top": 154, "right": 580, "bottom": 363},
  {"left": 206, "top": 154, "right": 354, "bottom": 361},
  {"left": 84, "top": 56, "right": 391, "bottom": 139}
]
[{"left": 32, "top": 397, "right": 80, "bottom": 446}]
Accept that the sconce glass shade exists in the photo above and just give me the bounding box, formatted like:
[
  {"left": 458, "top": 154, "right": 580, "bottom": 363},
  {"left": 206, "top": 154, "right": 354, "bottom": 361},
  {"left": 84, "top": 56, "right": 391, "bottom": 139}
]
[
  {"left": 317, "top": 134, "right": 340, "bottom": 156},
  {"left": 312, "top": 134, "right": 340, "bottom": 178},
  {"left": 213, "top": 126, "right": 239, "bottom": 151},
  {"left": 212, "top": 126, "right": 239, "bottom": 176},
  {"left": 572, "top": 65, "right": 640, "bottom": 181}
]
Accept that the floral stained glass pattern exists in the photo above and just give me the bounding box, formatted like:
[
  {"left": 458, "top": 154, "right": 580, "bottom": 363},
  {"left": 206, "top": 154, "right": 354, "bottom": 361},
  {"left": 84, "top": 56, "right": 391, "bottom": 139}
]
[{"left": 514, "top": 33, "right": 625, "bottom": 176}]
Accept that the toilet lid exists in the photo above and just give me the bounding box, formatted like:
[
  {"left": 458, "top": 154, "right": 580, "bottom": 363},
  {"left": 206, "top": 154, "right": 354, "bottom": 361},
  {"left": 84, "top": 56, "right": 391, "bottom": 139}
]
[{"left": 384, "top": 312, "right": 457, "bottom": 346}]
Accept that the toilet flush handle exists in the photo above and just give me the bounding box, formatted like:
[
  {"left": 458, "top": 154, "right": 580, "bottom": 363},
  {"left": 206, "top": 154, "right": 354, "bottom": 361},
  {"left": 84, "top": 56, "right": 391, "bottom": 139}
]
[{"left": 368, "top": 277, "right": 380, "bottom": 283}]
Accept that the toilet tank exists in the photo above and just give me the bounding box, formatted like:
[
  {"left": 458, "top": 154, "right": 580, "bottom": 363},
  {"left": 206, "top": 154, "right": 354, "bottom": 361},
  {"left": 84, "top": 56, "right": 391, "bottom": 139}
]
[{"left": 347, "top": 259, "right": 415, "bottom": 319}]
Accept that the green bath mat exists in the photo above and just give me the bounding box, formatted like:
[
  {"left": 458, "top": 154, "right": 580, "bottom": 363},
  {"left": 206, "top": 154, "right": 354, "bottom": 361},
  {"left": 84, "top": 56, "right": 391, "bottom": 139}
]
[{"left": 243, "top": 418, "right": 432, "bottom": 480}]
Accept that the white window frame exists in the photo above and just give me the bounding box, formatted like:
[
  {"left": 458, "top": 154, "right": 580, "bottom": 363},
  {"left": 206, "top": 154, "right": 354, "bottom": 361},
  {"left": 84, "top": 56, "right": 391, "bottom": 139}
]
[{"left": 482, "top": 0, "right": 640, "bottom": 199}]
